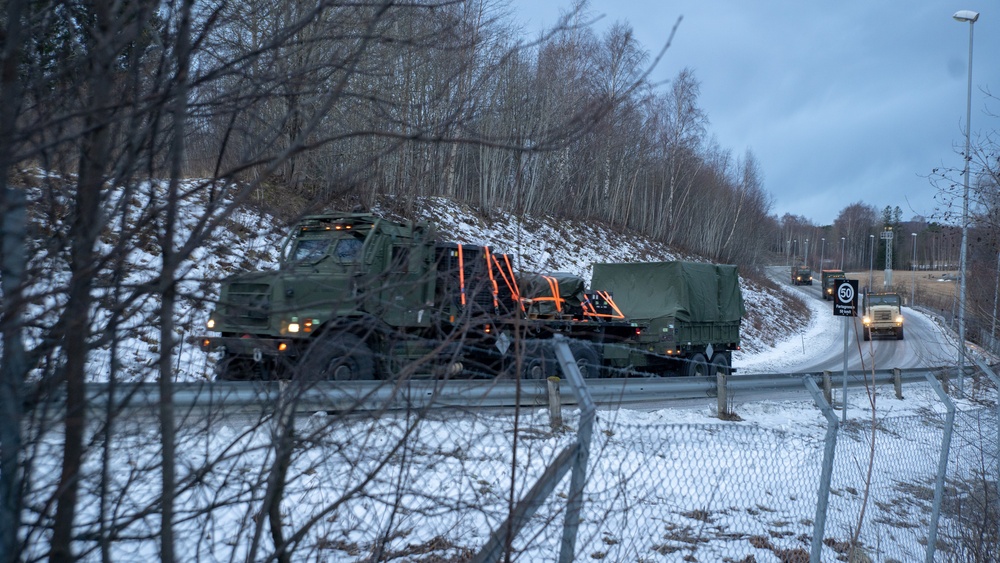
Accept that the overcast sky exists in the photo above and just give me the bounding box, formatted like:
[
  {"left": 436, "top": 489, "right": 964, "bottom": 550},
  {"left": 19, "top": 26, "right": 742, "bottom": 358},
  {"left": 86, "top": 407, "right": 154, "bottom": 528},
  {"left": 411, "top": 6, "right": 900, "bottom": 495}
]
[{"left": 511, "top": 1, "right": 1000, "bottom": 226}]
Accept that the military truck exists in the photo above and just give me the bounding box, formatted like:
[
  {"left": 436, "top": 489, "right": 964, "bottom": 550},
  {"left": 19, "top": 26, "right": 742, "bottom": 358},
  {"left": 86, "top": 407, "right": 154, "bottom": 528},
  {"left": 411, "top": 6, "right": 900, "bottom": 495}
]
[
  {"left": 200, "top": 213, "right": 744, "bottom": 380},
  {"left": 820, "top": 269, "right": 846, "bottom": 300},
  {"left": 791, "top": 265, "right": 813, "bottom": 286},
  {"left": 861, "top": 292, "right": 904, "bottom": 340},
  {"left": 590, "top": 261, "right": 744, "bottom": 377}
]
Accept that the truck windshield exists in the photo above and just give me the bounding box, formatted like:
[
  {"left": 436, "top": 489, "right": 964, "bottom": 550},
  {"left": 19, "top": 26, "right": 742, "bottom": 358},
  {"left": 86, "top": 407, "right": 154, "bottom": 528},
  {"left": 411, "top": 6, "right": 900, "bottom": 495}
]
[
  {"left": 868, "top": 295, "right": 900, "bottom": 306},
  {"left": 334, "top": 237, "right": 364, "bottom": 261},
  {"left": 292, "top": 239, "right": 329, "bottom": 262}
]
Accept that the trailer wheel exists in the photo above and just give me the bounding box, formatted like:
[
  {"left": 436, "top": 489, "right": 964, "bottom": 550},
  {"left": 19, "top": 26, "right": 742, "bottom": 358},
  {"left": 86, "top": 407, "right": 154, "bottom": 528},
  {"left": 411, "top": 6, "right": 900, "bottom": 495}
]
[
  {"left": 302, "top": 333, "right": 375, "bottom": 380},
  {"left": 710, "top": 354, "right": 730, "bottom": 376},
  {"left": 569, "top": 342, "right": 602, "bottom": 379},
  {"left": 863, "top": 327, "right": 871, "bottom": 342},
  {"left": 519, "top": 341, "right": 551, "bottom": 380},
  {"left": 685, "top": 353, "right": 709, "bottom": 377}
]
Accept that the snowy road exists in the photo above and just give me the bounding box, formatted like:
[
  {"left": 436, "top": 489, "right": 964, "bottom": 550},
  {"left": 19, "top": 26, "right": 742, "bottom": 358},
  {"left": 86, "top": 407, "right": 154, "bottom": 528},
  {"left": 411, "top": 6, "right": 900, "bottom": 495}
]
[{"left": 736, "top": 269, "right": 958, "bottom": 375}]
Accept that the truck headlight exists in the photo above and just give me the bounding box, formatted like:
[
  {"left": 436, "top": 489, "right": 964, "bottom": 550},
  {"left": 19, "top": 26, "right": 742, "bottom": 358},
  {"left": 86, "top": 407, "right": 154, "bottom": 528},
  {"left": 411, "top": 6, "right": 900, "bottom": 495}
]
[
  {"left": 287, "top": 322, "right": 300, "bottom": 333},
  {"left": 862, "top": 316, "right": 871, "bottom": 325},
  {"left": 207, "top": 318, "right": 216, "bottom": 329},
  {"left": 896, "top": 316, "right": 904, "bottom": 324}
]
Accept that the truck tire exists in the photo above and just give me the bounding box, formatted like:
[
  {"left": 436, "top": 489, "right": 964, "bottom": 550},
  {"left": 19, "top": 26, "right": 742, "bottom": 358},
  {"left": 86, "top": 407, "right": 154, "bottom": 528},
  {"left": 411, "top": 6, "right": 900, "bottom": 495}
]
[
  {"left": 685, "top": 353, "right": 709, "bottom": 377},
  {"left": 897, "top": 327, "right": 904, "bottom": 340},
  {"left": 863, "top": 327, "right": 871, "bottom": 342},
  {"left": 302, "top": 333, "right": 375, "bottom": 380},
  {"left": 569, "top": 342, "right": 602, "bottom": 379},
  {"left": 519, "top": 341, "right": 551, "bottom": 380},
  {"left": 710, "top": 354, "right": 730, "bottom": 376}
]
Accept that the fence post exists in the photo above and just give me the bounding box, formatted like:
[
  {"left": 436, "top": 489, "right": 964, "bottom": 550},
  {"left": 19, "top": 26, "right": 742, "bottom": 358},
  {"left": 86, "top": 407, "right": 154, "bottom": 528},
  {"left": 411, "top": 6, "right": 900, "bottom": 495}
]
[
  {"left": 716, "top": 369, "right": 727, "bottom": 416},
  {"left": 925, "top": 372, "right": 955, "bottom": 563},
  {"left": 893, "top": 368, "right": 903, "bottom": 400},
  {"left": 552, "top": 335, "right": 596, "bottom": 563},
  {"left": 805, "top": 377, "right": 838, "bottom": 563},
  {"left": 547, "top": 376, "right": 563, "bottom": 432},
  {"left": 822, "top": 370, "right": 832, "bottom": 406}
]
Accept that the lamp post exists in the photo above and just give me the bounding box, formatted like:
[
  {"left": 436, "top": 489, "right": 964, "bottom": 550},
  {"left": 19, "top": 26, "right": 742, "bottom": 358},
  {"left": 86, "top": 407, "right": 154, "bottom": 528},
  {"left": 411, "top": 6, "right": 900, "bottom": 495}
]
[
  {"left": 805, "top": 238, "right": 809, "bottom": 266},
  {"left": 820, "top": 237, "right": 825, "bottom": 271},
  {"left": 912, "top": 233, "right": 917, "bottom": 306},
  {"left": 868, "top": 234, "right": 875, "bottom": 292},
  {"left": 840, "top": 237, "right": 846, "bottom": 270},
  {"left": 786, "top": 239, "right": 791, "bottom": 266},
  {"left": 954, "top": 9, "right": 978, "bottom": 393}
]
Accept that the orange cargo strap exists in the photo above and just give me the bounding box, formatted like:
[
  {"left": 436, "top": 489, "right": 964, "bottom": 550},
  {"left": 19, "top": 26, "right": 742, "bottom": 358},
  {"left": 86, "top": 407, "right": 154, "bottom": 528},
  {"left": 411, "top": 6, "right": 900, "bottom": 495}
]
[
  {"left": 483, "top": 247, "right": 500, "bottom": 310},
  {"left": 491, "top": 254, "right": 521, "bottom": 311},
  {"left": 457, "top": 243, "right": 466, "bottom": 306},
  {"left": 527, "top": 275, "right": 564, "bottom": 313},
  {"left": 596, "top": 290, "right": 626, "bottom": 319}
]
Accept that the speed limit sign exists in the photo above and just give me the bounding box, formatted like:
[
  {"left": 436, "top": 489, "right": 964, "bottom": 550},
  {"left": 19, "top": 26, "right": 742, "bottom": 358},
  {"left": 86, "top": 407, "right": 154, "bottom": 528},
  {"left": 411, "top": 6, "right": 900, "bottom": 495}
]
[{"left": 834, "top": 279, "right": 858, "bottom": 317}]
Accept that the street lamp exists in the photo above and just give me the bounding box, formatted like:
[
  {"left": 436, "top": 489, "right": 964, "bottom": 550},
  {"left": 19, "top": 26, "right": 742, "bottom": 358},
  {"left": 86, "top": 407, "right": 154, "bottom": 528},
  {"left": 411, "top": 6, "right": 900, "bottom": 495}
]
[
  {"left": 868, "top": 234, "right": 875, "bottom": 292},
  {"left": 786, "top": 239, "right": 791, "bottom": 266},
  {"left": 840, "top": 237, "right": 846, "bottom": 270},
  {"left": 820, "top": 237, "right": 825, "bottom": 271},
  {"left": 954, "top": 9, "right": 978, "bottom": 393},
  {"left": 911, "top": 233, "right": 917, "bottom": 306},
  {"left": 805, "top": 238, "right": 809, "bottom": 266}
]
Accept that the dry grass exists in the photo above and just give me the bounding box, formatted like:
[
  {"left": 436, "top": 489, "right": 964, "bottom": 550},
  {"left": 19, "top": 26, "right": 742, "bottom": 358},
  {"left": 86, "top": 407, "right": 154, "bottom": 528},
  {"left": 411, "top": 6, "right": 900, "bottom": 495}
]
[{"left": 845, "top": 269, "right": 957, "bottom": 308}]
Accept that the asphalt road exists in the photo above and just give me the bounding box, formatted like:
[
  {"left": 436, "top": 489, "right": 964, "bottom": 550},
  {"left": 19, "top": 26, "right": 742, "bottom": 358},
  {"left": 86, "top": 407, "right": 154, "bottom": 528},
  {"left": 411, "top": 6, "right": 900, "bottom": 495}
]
[{"left": 778, "top": 273, "right": 957, "bottom": 374}]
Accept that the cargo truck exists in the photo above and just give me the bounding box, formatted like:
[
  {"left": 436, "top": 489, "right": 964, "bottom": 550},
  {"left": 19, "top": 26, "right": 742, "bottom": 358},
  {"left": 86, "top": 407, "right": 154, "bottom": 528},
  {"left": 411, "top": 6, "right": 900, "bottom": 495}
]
[
  {"left": 791, "top": 265, "right": 813, "bottom": 286},
  {"left": 820, "top": 269, "right": 846, "bottom": 300},
  {"left": 861, "top": 292, "right": 904, "bottom": 340},
  {"left": 200, "top": 213, "right": 744, "bottom": 380}
]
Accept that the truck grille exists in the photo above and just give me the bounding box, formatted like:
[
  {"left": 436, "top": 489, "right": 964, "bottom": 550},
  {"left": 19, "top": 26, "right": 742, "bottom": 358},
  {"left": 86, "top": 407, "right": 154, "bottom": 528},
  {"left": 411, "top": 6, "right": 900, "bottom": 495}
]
[
  {"left": 224, "top": 283, "right": 271, "bottom": 327},
  {"left": 874, "top": 310, "right": 893, "bottom": 321}
]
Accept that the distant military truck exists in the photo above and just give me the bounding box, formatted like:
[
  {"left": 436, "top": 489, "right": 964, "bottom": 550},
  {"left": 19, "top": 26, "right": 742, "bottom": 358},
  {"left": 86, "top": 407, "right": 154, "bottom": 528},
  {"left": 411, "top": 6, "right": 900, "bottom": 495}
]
[
  {"left": 862, "top": 292, "right": 904, "bottom": 340},
  {"left": 820, "top": 269, "right": 846, "bottom": 300},
  {"left": 791, "top": 265, "right": 813, "bottom": 286}
]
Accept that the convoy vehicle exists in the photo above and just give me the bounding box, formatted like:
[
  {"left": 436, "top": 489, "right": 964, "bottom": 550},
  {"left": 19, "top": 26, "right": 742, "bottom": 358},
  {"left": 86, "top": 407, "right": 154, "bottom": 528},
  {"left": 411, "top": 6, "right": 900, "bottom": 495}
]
[
  {"left": 820, "top": 269, "right": 846, "bottom": 300},
  {"left": 861, "top": 292, "right": 904, "bottom": 340},
  {"left": 791, "top": 265, "right": 813, "bottom": 286},
  {"left": 200, "top": 213, "right": 744, "bottom": 380}
]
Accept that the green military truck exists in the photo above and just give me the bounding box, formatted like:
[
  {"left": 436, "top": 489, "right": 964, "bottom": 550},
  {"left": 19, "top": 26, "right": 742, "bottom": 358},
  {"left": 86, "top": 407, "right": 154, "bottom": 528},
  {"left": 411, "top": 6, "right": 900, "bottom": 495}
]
[
  {"left": 861, "top": 292, "right": 904, "bottom": 340},
  {"left": 820, "top": 269, "right": 846, "bottom": 300},
  {"left": 200, "top": 213, "right": 744, "bottom": 380},
  {"left": 791, "top": 265, "right": 813, "bottom": 286},
  {"left": 590, "top": 261, "right": 745, "bottom": 377}
]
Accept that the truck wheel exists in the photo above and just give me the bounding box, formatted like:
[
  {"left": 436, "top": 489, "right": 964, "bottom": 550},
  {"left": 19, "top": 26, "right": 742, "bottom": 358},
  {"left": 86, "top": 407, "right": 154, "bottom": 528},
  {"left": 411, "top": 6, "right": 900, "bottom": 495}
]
[
  {"left": 519, "top": 341, "right": 550, "bottom": 380},
  {"left": 710, "top": 354, "right": 730, "bottom": 376},
  {"left": 862, "top": 327, "right": 870, "bottom": 342},
  {"left": 303, "top": 333, "right": 375, "bottom": 380},
  {"left": 685, "top": 354, "right": 709, "bottom": 377},
  {"left": 897, "top": 327, "right": 904, "bottom": 340},
  {"left": 569, "top": 342, "right": 602, "bottom": 379}
]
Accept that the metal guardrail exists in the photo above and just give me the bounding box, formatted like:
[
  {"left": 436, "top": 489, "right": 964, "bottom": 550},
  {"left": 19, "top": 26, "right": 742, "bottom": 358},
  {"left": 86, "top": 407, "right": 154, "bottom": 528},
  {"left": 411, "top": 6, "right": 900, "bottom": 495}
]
[{"left": 61, "top": 366, "right": 968, "bottom": 413}]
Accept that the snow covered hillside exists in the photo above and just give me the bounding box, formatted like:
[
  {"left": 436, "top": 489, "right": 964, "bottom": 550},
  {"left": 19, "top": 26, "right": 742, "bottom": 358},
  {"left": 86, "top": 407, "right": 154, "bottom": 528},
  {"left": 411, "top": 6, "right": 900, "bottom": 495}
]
[{"left": 17, "top": 173, "right": 805, "bottom": 382}]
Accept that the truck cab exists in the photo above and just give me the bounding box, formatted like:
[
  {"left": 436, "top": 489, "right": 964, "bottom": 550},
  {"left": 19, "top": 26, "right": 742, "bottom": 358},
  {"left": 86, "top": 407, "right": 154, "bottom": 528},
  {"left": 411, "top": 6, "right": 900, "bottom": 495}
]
[
  {"left": 861, "top": 292, "right": 904, "bottom": 340},
  {"left": 820, "top": 270, "right": 846, "bottom": 300},
  {"left": 791, "top": 265, "right": 813, "bottom": 286}
]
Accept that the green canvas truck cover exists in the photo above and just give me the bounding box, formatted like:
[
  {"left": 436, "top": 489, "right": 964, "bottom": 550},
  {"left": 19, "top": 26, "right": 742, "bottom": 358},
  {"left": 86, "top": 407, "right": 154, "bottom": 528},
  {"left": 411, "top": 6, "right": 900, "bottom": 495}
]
[
  {"left": 518, "top": 272, "right": 586, "bottom": 316},
  {"left": 590, "top": 261, "right": 745, "bottom": 323}
]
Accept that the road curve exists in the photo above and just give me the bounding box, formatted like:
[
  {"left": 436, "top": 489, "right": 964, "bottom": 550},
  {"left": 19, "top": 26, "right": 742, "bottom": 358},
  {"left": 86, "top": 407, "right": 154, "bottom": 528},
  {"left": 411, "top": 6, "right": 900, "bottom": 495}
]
[{"left": 741, "top": 268, "right": 959, "bottom": 375}]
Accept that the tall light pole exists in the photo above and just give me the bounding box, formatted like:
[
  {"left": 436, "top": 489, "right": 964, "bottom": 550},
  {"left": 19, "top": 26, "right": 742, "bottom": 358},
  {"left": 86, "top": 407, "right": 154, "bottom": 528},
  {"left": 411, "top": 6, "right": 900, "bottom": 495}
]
[
  {"left": 954, "top": 9, "right": 978, "bottom": 393},
  {"left": 840, "top": 237, "right": 846, "bottom": 270},
  {"left": 786, "top": 239, "right": 791, "bottom": 266},
  {"left": 820, "top": 237, "right": 825, "bottom": 271},
  {"left": 868, "top": 234, "right": 875, "bottom": 292},
  {"left": 912, "top": 233, "right": 917, "bottom": 306},
  {"left": 804, "top": 238, "right": 809, "bottom": 266}
]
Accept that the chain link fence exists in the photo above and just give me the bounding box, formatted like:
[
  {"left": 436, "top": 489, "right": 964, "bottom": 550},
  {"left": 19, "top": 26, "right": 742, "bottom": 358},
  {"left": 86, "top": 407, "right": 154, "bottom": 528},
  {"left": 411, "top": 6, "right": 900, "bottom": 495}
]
[{"left": 20, "top": 346, "right": 1000, "bottom": 562}]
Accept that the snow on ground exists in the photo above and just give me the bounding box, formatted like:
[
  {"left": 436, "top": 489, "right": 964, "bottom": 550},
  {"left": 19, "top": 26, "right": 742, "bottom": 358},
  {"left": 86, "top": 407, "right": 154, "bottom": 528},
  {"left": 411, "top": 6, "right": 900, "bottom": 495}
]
[{"left": 18, "top": 175, "right": 1000, "bottom": 562}]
